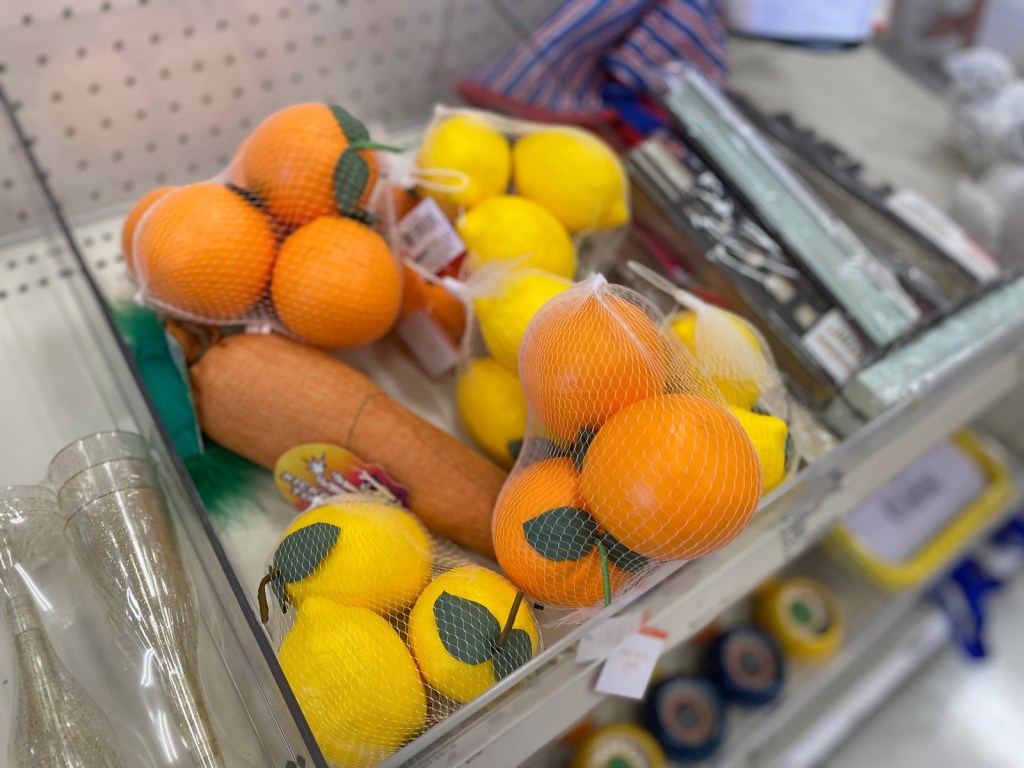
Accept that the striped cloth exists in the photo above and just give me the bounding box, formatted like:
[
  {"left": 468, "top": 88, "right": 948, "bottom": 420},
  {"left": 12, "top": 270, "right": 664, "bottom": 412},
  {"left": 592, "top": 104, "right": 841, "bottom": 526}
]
[{"left": 459, "top": 0, "right": 727, "bottom": 125}]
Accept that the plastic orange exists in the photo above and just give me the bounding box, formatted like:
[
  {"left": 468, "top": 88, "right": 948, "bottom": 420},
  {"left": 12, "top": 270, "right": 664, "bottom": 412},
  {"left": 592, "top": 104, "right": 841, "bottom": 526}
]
[
  {"left": 399, "top": 264, "right": 466, "bottom": 340},
  {"left": 134, "top": 183, "right": 277, "bottom": 320},
  {"left": 519, "top": 289, "right": 666, "bottom": 441},
  {"left": 122, "top": 185, "right": 175, "bottom": 275},
  {"left": 581, "top": 394, "right": 763, "bottom": 561},
  {"left": 272, "top": 216, "right": 401, "bottom": 348},
  {"left": 492, "top": 458, "right": 635, "bottom": 608},
  {"left": 239, "top": 103, "right": 378, "bottom": 226}
]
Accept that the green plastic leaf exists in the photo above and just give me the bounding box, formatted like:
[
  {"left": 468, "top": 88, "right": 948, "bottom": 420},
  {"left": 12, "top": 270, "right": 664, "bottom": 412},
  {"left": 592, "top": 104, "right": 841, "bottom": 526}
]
[
  {"left": 434, "top": 592, "right": 501, "bottom": 665},
  {"left": 507, "top": 439, "right": 524, "bottom": 463},
  {"left": 333, "top": 148, "right": 371, "bottom": 215},
  {"left": 329, "top": 104, "right": 370, "bottom": 143},
  {"left": 784, "top": 431, "right": 795, "bottom": 474},
  {"left": 492, "top": 628, "right": 533, "bottom": 680},
  {"left": 273, "top": 522, "right": 340, "bottom": 584},
  {"left": 523, "top": 506, "right": 597, "bottom": 562},
  {"left": 570, "top": 427, "right": 598, "bottom": 471},
  {"left": 600, "top": 531, "right": 650, "bottom": 574}
]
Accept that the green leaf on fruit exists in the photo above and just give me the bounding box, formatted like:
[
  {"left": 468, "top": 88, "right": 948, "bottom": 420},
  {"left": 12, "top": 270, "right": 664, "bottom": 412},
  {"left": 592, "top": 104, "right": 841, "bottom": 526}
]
[
  {"left": 273, "top": 522, "right": 340, "bottom": 585},
  {"left": 523, "top": 506, "right": 598, "bottom": 562},
  {"left": 492, "top": 628, "right": 533, "bottom": 680},
  {"left": 334, "top": 149, "right": 371, "bottom": 215},
  {"left": 434, "top": 592, "right": 501, "bottom": 665},
  {"left": 507, "top": 439, "right": 524, "bottom": 463},
  {"left": 570, "top": 427, "right": 598, "bottom": 471},
  {"left": 599, "top": 531, "right": 650, "bottom": 574},
  {"left": 329, "top": 104, "right": 370, "bottom": 143}
]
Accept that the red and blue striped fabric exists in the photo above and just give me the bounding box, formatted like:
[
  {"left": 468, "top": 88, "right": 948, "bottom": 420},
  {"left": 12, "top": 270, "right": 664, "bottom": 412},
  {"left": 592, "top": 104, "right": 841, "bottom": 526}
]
[{"left": 459, "top": 0, "right": 727, "bottom": 125}]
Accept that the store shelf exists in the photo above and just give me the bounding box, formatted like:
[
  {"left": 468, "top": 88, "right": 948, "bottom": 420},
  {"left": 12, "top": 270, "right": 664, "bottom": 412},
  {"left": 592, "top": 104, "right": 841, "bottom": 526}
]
[{"left": 1, "top": 3, "right": 1019, "bottom": 765}]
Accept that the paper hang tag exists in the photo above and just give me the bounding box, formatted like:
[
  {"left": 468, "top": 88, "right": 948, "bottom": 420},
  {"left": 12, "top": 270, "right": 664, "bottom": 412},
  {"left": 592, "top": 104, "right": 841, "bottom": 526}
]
[
  {"left": 274, "top": 443, "right": 410, "bottom": 511},
  {"left": 576, "top": 613, "right": 645, "bottom": 663},
  {"left": 594, "top": 626, "right": 668, "bottom": 700},
  {"left": 396, "top": 309, "right": 462, "bottom": 377},
  {"left": 397, "top": 197, "right": 466, "bottom": 275}
]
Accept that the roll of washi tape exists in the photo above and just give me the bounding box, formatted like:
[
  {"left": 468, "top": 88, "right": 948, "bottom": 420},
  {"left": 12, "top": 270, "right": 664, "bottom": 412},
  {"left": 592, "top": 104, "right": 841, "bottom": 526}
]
[
  {"left": 755, "top": 577, "right": 844, "bottom": 660},
  {"left": 570, "top": 723, "right": 666, "bottom": 768},
  {"left": 708, "top": 625, "right": 785, "bottom": 705},
  {"left": 644, "top": 675, "right": 727, "bottom": 761}
]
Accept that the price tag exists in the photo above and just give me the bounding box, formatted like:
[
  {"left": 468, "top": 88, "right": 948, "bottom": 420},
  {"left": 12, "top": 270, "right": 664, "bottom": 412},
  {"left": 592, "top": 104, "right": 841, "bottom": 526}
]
[
  {"left": 395, "top": 309, "right": 462, "bottom": 377},
  {"left": 887, "top": 189, "right": 1000, "bottom": 282},
  {"left": 594, "top": 627, "right": 668, "bottom": 700},
  {"left": 844, "top": 440, "right": 986, "bottom": 563},
  {"left": 576, "top": 613, "right": 645, "bottom": 663},
  {"left": 802, "top": 309, "right": 867, "bottom": 384},
  {"left": 397, "top": 197, "right": 466, "bottom": 275}
]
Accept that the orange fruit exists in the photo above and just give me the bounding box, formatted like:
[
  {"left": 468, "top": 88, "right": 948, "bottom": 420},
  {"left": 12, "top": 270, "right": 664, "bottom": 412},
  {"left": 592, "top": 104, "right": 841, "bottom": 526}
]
[
  {"left": 580, "top": 393, "right": 763, "bottom": 561},
  {"left": 492, "top": 457, "right": 640, "bottom": 608},
  {"left": 272, "top": 216, "right": 401, "bottom": 348},
  {"left": 519, "top": 284, "right": 667, "bottom": 441},
  {"left": 239, "top": 103, "right": 378, "bottom": 227},
  {"left": 134, "top": 183, "right": 277, "bottom": 320},
  {"left": 399, "top": 264, "right": 466, "bottom": 340},
  {"left": 122, "top": 185, "right": 175, "bottom": 275}
]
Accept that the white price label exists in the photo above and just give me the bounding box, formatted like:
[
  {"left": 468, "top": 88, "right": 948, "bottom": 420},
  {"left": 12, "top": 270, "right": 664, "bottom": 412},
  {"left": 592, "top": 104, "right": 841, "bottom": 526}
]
[
  {"left": 397, "top": 197, "right": 466, "bottom": 275},
  {"left": 576, "top": 613, "right": 644, "bottom": 663},
  {"left": 887, "top": 189, "right": 1000, "bottom": 282},
  {"left": 594, "top": 627, "right": 668, "bottom": 700},
  {"left": 802, "top": 308, "right": 867, "bottom": 384},
  {"left": 844, "top": 440, "right": 987, "bottom": 563}
]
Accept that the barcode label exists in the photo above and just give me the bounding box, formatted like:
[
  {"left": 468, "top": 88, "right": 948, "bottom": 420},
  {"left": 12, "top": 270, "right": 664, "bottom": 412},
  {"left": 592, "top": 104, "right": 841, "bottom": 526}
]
[
  {"left": 802, "top": 309, "right": 867, "bottom": 384},
  {"left": 397, "top": 197, "right": 466, "bottom": 275},
  {"left": 887, "top": 189, "right": 999, "bottom": 282}
]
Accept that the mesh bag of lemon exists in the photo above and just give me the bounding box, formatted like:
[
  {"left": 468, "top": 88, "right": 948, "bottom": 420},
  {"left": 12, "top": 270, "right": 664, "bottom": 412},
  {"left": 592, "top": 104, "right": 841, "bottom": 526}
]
[
  {"left": 259, "top": 492, "right": 541, "bottom": 768},
  {"left": 492, "top": 275, "right": 767, "bottom": 610},
  {"left": 122, "top": 102, "right": 407, "bottom": 351},
  {"left": 411, "top": 105, "right": 631, "bottom": 278}
]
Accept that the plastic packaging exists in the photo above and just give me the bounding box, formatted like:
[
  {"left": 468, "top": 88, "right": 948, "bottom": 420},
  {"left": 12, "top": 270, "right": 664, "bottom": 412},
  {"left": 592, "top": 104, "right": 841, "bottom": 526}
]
[
  {"left": 260, "top": 490, "right": 540, "bottom": 768},
  {"left": 492, "top": 276, "right": 764, "bottom": 609},
  {"left": 124, "top": 103, "right": 405, "bottom": 350}
]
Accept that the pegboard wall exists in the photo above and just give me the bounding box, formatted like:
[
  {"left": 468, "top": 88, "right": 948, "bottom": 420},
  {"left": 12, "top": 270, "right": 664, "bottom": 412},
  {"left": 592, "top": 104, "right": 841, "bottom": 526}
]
[{"left": 0, "top": 0, "right": 561, "bottom": 238}]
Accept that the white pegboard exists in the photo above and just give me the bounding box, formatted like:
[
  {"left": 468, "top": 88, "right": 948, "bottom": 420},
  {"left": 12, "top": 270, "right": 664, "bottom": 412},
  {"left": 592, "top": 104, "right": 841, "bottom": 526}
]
[{"left": 0, "top": 0, "right": 561, "bottom": 238}]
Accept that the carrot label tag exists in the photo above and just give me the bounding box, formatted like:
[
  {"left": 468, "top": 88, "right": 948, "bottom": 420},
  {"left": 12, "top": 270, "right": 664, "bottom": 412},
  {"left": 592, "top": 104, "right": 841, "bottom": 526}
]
[{"left": 274, "top": 442, "right": 410, "bottom": 511}]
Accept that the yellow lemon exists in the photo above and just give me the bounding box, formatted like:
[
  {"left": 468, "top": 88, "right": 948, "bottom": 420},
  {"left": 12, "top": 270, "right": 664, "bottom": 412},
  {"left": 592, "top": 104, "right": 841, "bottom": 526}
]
[
  {"left": 280, "top": 598, "right": 426, "bottom": 768},
  {"left": 457, "top": 358, "right": 528, "bottom": 469},
  {"left": 671, "top": 310, "right": 766, "bottom": 408},
  {"left": 271, "top": 500, "right": 432, "bottom": 614},
  {"left": 513, "top": 129, "right": 629, "bottom": 232},
  {"left": 473, "top": 269, "right": 572, "bottom": 373},
  {"left": 457, "top": 195, "right": 577, "bottom": 278},
  {"left": 417, "top": 114, "right": 511, "bottom": 213},
  {"left": 729, "top": 406, "right": 792, "bottom": 494},
  {"left": 407, "top": 565, "right": 539, "bottom": 703}
]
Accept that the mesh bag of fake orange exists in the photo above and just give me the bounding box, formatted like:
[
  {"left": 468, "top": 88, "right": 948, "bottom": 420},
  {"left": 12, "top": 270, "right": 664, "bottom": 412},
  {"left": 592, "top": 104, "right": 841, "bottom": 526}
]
[{"left": 493, "top": 276, "right": 767, "bottom": 610}]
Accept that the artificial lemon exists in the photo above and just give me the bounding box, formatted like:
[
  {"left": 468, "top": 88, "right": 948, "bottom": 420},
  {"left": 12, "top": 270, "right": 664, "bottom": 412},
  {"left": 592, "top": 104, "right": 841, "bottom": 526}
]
[
  {"left": 271, "top": 500, "right": 432, "bottom": 614},
  {"left": 280, "top": 598, "right": 427, "bottom": 768},
  {"left": 458, "top": 196, "right": 577, "bottom": 278},
  {"left": 729, "top": 406, "right": 792, "bottom": 494},
  {"left": 457, "top": 358, "right": 528, "bottom": 469},
  {"left": 670, "top": 309, "right": 766, "bottom": 408},
  {"left": 473, "top": 269, "right": 572, "bottom": 373},
  {"left": 513, "top": 129, "right": 629, "bottom": 232},
  {"left": 417, "top": 114, "right": 511, "bottom": 213},
  {"left": 407, "top": 565, "right": 539, "bottom": 703}
]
